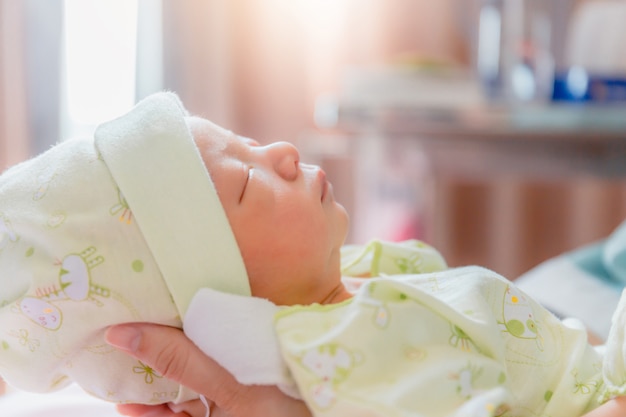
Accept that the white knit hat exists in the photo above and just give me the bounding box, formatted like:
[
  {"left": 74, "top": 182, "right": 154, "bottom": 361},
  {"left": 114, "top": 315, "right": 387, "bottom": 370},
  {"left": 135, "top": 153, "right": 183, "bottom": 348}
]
[
  {"left": 94, "top": 91, "right": 251, "bottom": 310},
  {"left": 0, "top": 92, "right": 250, "bottom": 403}
]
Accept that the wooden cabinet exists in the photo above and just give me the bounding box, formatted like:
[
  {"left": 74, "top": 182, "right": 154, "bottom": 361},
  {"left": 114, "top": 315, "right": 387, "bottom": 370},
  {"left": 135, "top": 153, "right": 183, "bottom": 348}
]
[{"left": 317, "top": 93, "right": 626, "bottom": 278}]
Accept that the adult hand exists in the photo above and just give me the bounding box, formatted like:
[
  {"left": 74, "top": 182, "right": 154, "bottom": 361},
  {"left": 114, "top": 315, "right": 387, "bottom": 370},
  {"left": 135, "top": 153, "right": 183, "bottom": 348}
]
[{"left": 105, "top": 323, "right": 311, "bottom": 417}]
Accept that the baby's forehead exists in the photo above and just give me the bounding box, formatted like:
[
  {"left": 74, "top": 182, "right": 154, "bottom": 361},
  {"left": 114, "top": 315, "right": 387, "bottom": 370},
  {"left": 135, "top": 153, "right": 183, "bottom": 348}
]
[
  {"left": 186, "top": 116, "right": 229, "bottom": 150},
  {"left": 185, "top": 116, "right": 246, "bottom": 175},
  {"left": 185, "top": 116, "right": 259, "bottom": 155}
]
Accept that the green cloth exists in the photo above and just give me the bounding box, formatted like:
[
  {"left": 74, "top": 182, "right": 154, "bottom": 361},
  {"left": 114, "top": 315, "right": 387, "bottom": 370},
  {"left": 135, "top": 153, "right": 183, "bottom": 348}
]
[{"left": 275, "top": 240, "right": 607, "bottom": 417}]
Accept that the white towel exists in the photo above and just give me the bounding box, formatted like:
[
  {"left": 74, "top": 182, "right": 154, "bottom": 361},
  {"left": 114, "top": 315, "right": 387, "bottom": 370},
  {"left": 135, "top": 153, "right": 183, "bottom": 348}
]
[{"left": 183, "top": 288, "right": 301, "bottom": 399}]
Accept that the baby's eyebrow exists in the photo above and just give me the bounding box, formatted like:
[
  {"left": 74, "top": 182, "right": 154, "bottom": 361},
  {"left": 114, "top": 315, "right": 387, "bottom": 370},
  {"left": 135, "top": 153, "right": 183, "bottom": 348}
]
[
  {"left": 243, "top": 137, "right": 260, "bottom": 146},
  {"left": 223, "top": 136, "right": 250, "bottom": 154}
]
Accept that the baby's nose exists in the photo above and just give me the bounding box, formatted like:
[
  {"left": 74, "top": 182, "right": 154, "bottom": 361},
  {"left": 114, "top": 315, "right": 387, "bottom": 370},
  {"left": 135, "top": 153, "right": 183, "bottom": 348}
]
[{"left": 266, "top": 141, "right": 300, "bottom": 180}]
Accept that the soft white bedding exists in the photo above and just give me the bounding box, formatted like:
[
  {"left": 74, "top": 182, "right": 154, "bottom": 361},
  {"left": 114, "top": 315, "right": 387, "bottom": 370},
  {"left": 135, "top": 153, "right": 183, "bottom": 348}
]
[{"left": 0, "top": 384, "right": 117, "bottom": 417}]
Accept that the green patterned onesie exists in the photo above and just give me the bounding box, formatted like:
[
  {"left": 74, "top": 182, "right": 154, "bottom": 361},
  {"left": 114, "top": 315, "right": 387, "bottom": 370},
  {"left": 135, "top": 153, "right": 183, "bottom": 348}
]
[{"left": 270, "top": 240, "right": 623, "bottom": 417}]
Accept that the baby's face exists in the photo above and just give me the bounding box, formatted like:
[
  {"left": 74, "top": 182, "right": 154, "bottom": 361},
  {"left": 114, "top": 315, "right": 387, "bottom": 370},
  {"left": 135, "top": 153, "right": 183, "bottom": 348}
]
[{"left": 187, "top": 117, "right": 349, "bottom": 306}]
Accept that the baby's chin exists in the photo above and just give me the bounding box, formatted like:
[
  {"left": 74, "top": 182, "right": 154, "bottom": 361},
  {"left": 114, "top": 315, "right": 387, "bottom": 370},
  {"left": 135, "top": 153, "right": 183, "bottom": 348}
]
[{"left": 336, "top": 202, "right": 350, "bottom": 239}]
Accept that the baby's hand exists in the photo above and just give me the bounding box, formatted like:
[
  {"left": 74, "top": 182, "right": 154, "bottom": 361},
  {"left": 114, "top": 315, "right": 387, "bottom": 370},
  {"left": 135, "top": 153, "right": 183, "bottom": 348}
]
[{"left": 0, "top": 377, "right": 6, "bottom": 395}]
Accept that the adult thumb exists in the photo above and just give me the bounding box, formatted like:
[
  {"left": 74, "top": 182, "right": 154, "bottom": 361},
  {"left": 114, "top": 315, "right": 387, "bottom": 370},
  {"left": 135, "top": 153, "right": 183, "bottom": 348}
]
[{"left": 105, "top": 323, "right": 242, "bottom": 406}]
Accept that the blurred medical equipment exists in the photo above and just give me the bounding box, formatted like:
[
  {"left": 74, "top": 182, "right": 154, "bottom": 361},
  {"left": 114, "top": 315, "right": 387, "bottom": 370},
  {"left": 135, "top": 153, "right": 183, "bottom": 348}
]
[{"left": 477, "top": 0, "right": 626, "bottom": 104}]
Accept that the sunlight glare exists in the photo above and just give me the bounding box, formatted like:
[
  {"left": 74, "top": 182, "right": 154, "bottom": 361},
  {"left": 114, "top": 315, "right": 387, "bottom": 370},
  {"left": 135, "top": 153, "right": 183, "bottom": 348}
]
[{"left": 63, "top": 0, "right": 138, "bottom": 135}]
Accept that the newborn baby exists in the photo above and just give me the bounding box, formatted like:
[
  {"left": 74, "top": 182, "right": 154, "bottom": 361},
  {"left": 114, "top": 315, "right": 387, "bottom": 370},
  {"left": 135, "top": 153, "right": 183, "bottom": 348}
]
[{"left": 0, "top": 92, "right": 251, "bottom": 404}]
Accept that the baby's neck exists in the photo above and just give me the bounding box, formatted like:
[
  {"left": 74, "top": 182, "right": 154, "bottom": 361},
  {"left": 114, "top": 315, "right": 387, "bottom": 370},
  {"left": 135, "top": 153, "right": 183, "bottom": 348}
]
[{"left": 320, "top": 283, "right": 353, "bottom": 305}]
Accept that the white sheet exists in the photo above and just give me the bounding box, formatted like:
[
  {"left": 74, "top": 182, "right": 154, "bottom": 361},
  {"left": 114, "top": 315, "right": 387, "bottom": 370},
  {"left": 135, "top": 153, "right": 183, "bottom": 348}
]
[
  {"left": 516, "top": 255, "right": 622, "bottom": 340},
  {"left": 0, "top": 383, "right": 117, "bottom": 417}
]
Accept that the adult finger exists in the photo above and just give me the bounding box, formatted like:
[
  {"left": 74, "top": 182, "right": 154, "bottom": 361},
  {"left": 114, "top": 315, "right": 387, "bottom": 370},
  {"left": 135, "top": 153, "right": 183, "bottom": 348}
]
[
  {"left": 106, "top": 323, "right": 311, "bottom": 417},
  {"left": 116, "top": 403, "right": 185, "bottom": 417},
  {"left": 105, "top": 323, "right": 242, "bottom": 408},
  {"left": 168, "top": 398, "right": 212, "bottom": 417}
]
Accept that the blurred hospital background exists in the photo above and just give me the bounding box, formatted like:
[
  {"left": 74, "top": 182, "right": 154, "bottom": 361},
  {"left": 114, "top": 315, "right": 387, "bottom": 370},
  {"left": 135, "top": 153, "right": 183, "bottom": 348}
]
[{"left": 2, "top": 0, "right": 626, "bottom": 280}]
